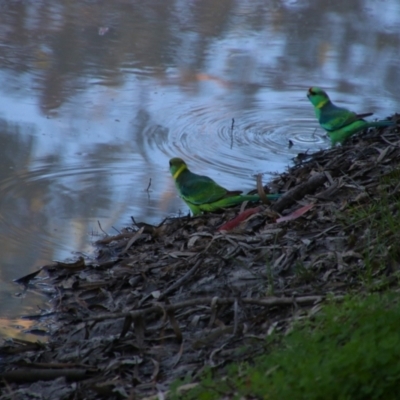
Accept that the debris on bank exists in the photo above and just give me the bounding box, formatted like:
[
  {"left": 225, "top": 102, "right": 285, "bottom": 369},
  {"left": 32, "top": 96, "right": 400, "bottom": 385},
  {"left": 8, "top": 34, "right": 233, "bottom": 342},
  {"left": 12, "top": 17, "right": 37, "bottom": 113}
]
[{"left": 1, "top": 123, "right": 400, "bottom": 399}]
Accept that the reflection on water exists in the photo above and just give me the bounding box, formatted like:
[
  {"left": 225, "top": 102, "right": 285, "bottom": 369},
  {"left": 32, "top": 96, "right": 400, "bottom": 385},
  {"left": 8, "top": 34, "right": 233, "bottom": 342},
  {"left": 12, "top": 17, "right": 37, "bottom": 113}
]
[{"left": 0, "top": 0, "right": 399, "bottom": 338}]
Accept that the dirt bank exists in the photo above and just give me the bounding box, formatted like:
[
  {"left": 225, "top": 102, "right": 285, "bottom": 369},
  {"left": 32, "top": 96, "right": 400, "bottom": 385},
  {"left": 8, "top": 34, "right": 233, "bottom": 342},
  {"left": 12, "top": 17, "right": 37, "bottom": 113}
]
[{"left": 1, "top": 122, "right": 399, "bottom": 399}]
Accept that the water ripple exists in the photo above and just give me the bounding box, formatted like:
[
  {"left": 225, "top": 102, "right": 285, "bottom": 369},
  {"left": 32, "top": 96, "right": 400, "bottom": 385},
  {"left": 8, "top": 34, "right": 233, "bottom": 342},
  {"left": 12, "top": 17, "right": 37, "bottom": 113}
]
[
  {"left": 0, "top": 162, "right": 124, "bottom": 256},
  {"left": 144, "top": 103, "right": 327, "bottom": 180}
]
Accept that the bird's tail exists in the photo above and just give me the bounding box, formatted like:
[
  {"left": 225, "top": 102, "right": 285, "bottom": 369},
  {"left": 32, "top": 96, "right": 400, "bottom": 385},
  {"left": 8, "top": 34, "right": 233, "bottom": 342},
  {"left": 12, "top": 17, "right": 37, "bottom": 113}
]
[
  {"left": 199, "top": 193, "right": 280, "bottom": 213},
  {"left": 367, "top": 120, "right": 396, "bottom": 128},
  {"left": 265, "top": 193, "right": 281, "bottom": 200},
  {"left": 209, "top": 195, "right": 260, "bottom": 210},
  {"left": 221, "top": 193, "right": 281, "bottom": 207}
]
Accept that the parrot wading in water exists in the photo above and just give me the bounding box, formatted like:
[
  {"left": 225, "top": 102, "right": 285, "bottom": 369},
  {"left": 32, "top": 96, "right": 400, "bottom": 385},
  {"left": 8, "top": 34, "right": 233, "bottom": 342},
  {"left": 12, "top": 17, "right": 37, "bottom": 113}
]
[
  {"left": 169, "top": 157, "right": 280, "bottom": 215},
  {"left": 307, "top": 87, "right": 395, "bottom": 146}
]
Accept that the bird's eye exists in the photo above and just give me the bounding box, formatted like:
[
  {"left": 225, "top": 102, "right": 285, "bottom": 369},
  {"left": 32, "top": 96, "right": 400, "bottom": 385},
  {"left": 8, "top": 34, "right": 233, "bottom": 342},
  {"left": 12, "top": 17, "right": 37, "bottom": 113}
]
[{"left": 308, "top": 88, "right": 315, "bottom": 95}]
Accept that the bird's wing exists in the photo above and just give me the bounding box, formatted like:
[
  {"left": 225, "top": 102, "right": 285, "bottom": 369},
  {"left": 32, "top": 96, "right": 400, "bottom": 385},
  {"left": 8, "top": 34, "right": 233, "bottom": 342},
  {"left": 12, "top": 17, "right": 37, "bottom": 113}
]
[
  {"left": 179, "top": 173, "right": 228, "bottom": 205},
  {"left": 321, "top": 104, "right": 371, "bottom": 131}
]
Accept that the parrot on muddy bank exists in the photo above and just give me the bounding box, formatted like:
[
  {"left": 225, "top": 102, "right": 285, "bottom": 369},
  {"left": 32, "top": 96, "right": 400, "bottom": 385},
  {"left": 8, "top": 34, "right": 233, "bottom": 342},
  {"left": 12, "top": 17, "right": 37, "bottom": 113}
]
[
  {"left": 307, "top": 87, "right": 395, "bottom": 146},
  {"left": 169, "top": 157, "right": 280, "bottom": 215}
]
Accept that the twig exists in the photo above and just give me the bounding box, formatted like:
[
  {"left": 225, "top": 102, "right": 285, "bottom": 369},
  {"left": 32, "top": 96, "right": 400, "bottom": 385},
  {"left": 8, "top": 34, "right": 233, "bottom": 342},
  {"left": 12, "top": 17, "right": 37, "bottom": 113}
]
[
  {"left": 97, "top": 220, "right": 108, "bottom": 235},
  {"left": 112, "top": 226, "right": 121, "bottom": 234},
  {"left": 158, "top": 257, "right": 203, "bottom": 300},
  {"left": 83, "top": 295, "right": 333, "bottom": 323},
  {"left": 120, "top": 226, "right": 145, "bottom": 254},
  {"left": 380, "top": 134, "right": 400, "bottom": 148},
  {"left": 131, "top": 216, "right": 139, "bottom": 228},
  {"left": 1, "top": 368, "right": 96, "bottom": 383},
  {"left": 96, "top": 231, "right": 142, "bottom": 245},
  {"left": 230, "top": 118, "right": 235, "bottom": 149},
  {"left": 146, "top": 178, "right": 152, "bottom": 192},
  {"left": 272, "top": 172, "right": 327, "bottom": 213},
  {"left": 256, "top": 173, "right": 269, "bottom": 205}
]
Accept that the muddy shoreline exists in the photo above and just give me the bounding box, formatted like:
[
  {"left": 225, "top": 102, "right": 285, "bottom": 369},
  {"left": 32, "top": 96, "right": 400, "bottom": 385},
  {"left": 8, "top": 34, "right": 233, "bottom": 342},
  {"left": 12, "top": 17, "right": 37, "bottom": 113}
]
[{"left": 1, "top": 124, "right": 400, "bottom": 399}]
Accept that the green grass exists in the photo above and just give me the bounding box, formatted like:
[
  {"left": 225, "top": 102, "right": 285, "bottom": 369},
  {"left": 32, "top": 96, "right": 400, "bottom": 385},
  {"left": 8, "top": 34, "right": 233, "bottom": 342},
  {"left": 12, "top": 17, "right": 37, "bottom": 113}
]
[
  {"left": 171, "top": 293, "right": 400, "bottom": 400},
  {"left": 344, "top": 175, "right": 400, "bottom": 286}
]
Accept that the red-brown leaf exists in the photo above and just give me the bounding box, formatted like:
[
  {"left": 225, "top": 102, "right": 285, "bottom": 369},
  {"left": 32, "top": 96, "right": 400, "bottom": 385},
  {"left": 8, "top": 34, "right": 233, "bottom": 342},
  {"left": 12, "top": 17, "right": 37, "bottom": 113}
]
[
  {"left": 217, "top": 207, "right": 262, "bottom": 232},
  {"left": 276, "top": 204, "right": 314, "bottom": 223}
]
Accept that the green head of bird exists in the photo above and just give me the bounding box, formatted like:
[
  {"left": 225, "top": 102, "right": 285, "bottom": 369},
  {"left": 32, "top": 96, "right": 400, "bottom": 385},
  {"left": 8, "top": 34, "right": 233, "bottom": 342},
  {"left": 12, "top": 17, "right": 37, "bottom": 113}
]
[
  {"left": 169, "top": 157, "right": 188, "bottom": 180},
  {"left": 307, "top": 87, "right": 331, "bottom": 109}
]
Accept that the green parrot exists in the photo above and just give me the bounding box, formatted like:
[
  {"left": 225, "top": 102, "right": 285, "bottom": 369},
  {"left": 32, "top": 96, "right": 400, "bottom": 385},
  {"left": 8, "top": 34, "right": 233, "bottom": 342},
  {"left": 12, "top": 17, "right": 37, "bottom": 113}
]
[
  {"left": 169, "top": 157, "right": 280, "bottom": 215},
  {"left": 307, "top": 87, "right": 394, "bottom": 145}
]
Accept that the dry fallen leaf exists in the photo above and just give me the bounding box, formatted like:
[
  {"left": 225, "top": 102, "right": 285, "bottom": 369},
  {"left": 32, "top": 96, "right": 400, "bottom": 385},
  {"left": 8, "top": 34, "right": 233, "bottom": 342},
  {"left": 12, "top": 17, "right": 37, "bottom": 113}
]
[{"left": 276, "top": 204, "right": 314, "bottom": 223}]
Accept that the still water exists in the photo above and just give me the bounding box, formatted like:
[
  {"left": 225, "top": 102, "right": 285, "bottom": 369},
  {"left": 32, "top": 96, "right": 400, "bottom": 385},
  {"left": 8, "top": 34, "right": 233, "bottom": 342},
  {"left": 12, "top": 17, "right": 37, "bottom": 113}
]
[{"left": 0, "top": 0, "right": 399, "bottom": 338}]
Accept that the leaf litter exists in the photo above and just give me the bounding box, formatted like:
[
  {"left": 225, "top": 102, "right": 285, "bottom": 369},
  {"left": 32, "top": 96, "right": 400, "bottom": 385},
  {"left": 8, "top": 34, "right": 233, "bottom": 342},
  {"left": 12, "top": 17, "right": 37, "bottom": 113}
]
[{"left": 1, "top": 122, "right": 400, "bottom": 399}]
